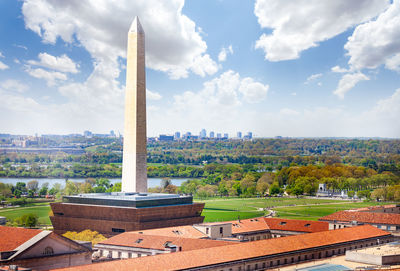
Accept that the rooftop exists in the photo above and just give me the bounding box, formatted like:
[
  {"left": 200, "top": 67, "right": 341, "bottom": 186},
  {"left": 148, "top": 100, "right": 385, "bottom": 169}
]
[
  {"left": 97, "top": 232, "right": 231, "bottom": 251},
  {"left": 264, "top": 217, "right": 329, "bottom": 233},
  {"left": 63, "top": 192, "right": 193, "bottom": 208},
  {"left": 54, "top": 225, "right": 390, "bottom": 271},
  {"left": 0, "top": 226, "right": 42, "bottom": 252},
  {"left": 319, "top": 210, "right": 400, "bottom": 225}
]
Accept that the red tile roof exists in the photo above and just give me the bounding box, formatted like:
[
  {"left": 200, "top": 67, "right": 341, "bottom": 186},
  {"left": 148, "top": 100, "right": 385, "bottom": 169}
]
[
  {"left": 54, "top": 225, "right": 390, "bottom": 271},
  {"left": 0, "top": 226, "right": 42, "bottom": 252},
  {"left": 228, "top": 217, "right": 270, "bottom": 234},
  {"left": 263, "top": 218, "right": 329, "bottom": 233},
  {"left": 97, "top": 232, "right": 231, "bottom": 251},
  {"left": 319, "top": 210, "right": 400, "bottom": 225},
  {"left": 130, "top": 225, "right": 207, "bottom": 239}
]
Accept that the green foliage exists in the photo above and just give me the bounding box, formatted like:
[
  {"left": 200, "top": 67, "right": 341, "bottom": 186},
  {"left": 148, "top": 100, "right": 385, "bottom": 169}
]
[
  {"left": 63, "top": 229, "right": 106, "bottom": 245},
  {"left": 16, "top": 213, "right": 39, "bottom": 227}
]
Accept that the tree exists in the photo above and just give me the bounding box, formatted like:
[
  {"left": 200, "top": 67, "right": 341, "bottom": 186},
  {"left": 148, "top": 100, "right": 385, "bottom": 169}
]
[
  {"left": 161, "top": 178, "right": 172, "bottom": 189},
  {"left": 16, "top": 213, "right": 38, "bottom": 228},
  {"left": 269, "top": 182, "right": 282, "bottom": 195},
  {"left": 27, "top": 180, "right": 39, "bottom": 192},
  {"left": 347, "top": 190, "right": 355, "bottom": 198},
  {"left": 63, "top": 229, "right": 106, "bottom": 245}
]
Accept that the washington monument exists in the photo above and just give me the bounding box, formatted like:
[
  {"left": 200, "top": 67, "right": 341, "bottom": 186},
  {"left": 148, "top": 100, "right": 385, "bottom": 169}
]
[{"left": 121, "top": 16, "right": 147, "bottom": 192}]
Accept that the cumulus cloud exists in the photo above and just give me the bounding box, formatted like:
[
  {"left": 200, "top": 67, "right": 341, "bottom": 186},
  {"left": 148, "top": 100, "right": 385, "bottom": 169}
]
[
  {"left": 25, "top": 67, "right": 67, "bottom": 86},
  {"left": 147, "top": 89, "right": 162, "bottom": 100},
  {"left": 218, "top": 45, "right": 233, "bottom": 62},
  {"left": 304, "top": 73, "right": 322, "bottom": 84},
  {"left": 333, "top": 72, "right": 369, "bottom": 99},
  {"left": 344, "top": 1, "right": 400, "bottom": 72},
  {"left": 254, "top": 0, "right": 389, "bottom": 61},
  {"left": 22, "top": 0, "right": 217, "bottom": 79},
  {"left": 331, "top": 66, "right": 349, "bottom": 73},
  {"left": 28, "top": 52, "right": 79, "bottom": 73},
  {"left": 238, "top": 77, "right": 269, "bottom": 103},
  {"left": 1, "top": 79, "right": 29, "bottom": 93},
  {"left": 0, "top": 52, "right": 4, "bottom": 58},
  {"left": 0, "top": 61, "right": 9, "bottom": 70}
]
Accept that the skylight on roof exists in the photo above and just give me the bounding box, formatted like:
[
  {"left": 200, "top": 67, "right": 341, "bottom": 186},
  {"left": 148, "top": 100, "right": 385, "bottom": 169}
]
[{"left": 135, "top": 239, "right": 143, "bottom": 243}]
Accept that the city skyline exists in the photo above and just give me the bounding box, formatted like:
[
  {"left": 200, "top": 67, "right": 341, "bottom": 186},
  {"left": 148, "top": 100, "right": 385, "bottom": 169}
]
[{"left": 0, "top": 1, "right": 400, "bottom": 138}]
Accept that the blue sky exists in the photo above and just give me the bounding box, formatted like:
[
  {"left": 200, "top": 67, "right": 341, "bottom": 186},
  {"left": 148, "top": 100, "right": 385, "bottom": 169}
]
[{"left": 0, "top": 0, "right": 399, "bottom": 138}]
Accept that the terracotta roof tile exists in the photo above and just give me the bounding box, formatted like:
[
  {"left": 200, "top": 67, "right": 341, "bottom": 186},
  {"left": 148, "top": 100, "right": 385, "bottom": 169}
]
[
  {"left": 54, "top": 225, "right": 390, "bottom": 271},
  {"left": 319, "top": 210, "right": 400, "bottom": 225},
  {"left": 227, "top": 218, "right": 270, "bottom": 234},
  {"left": 97, "top": 232, "right": 231, "bottom": 251},
  {"left": 0, "top": 226, "right": 42, "bottom": 252},
  {"left": 130, "top": 225, "right": 207, "bottom": 239},
  {"left": 263, "top": 218, "right": 329, "bottom": 232}
]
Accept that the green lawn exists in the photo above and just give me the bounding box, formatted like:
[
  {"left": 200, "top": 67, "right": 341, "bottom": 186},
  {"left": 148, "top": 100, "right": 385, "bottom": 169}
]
[
  {"left": 197, "top": 197, "right": 348, "bottom": 222},
  {"left": 274, "top": 201, "right": 388, "bottom": 220},
  {"left": 0, "top": 204, "right": 51, "bottom": 225}
]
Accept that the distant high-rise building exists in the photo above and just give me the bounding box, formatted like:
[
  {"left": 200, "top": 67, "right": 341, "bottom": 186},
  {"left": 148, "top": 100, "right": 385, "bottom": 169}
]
[
  {"left": 237, "top": 131, "right": 242, "bottom": 138},
  {"left": 244, "top": 132, "right": 253, "bottom": 140},
  {"left": 83, "top": 130, "right": 92, "bottom": 138},
  {"left": 216, "top": 133, "right": 222, "bottom": 139},
  {"left": 223, "top": 133, "right": 229, "bottom": 139},
  {"left": 200, "top": 129, "right": 206, "bottom": 139},
  {"left": 110, "top": 130, "right": 116, "bottom": 137},
  {"left": 174, "top": 132, "right": 181, "bottom": 140},
  {"left": 159, "top": 134, "right": 174, "bottom": 141},
  {"left": 209, "top": 131, "right": 215, "bottom": 138}
]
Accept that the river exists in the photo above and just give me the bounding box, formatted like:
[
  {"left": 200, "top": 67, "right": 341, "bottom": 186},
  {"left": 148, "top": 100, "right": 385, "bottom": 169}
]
[{"left": 0, "top": 178, "right": 189, "bottom": 188}]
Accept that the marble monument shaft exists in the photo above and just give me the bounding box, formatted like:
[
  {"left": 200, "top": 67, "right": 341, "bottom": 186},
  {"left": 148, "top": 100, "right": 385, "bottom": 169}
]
[{"left": 122, "top": 17, "right": 147, "bottom": 192}]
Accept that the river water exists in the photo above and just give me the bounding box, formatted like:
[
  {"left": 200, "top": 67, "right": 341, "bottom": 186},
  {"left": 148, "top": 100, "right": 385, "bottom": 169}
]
[{"left": 0, "top": 177, "right": 189, "bottom": 188}]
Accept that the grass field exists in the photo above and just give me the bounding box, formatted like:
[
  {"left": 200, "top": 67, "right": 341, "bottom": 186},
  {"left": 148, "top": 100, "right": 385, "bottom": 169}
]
[
  {"left": 273, "top": 201, "right": 386, "bottom": 220},
  {"left": 0, "top": 197, "right": 392, "bottom": 226},
  {"left": 197, "top": 197, "right": 349, "bottom": 222},
  {"left": 0, "top": 203, "right": 51, "bottom": 225}
]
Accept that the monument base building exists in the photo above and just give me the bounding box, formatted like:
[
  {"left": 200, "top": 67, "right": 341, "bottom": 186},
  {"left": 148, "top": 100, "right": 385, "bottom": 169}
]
[{"left": 50, "top": 192, "right": 204, "bottom": 237}]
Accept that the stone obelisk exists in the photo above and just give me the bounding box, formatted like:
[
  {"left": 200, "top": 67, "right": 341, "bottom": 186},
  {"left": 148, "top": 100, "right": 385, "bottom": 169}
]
[{"left": 122, "top": 16, "right": 147, "bottom": 193}]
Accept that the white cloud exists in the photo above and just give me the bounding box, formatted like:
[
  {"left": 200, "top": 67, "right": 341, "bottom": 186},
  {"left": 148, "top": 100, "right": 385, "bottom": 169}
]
[
  {"left": 304, "top": 73, "right": 322, "bottom": 84},
  {"left": 190, "top": 54, "right": 219, "bottom": 78},
  {"left": 0, "top": 90, "right": 41, "bottom": 112},
  {"left": 146, "top": 70, "right": 269, "bottom": 135},
  {"left": 280, "top": 108, "right": 299, "bottom": 116},
  {"left": 1, "top": 79, "right": 29, "bottom": 93},
  {"left": 344, "top": 0, "right": 400, "bottom": 72},
  {"left": 28, "top": 52, "right": 79, "bottom": 73},
  {"left": 0, "top": 52, "right": 4, "bottom": 58},
  {"left": 331, "top": 66, "right": 349, "bottom": 73},
  {"left": 147, "top": 89, "right": 162, "bottom": 100},
  {"left": 333, "top": 72, "right": 369, "bottom": 99},
  {"left": 385, "top": 53, "right": 400, "bottom": 72},
  {"left": 26, "top": 67, "right": 67, "bottom": 86},
  {"left": 22, "top": 0, "right": 217, "bottom": 79},
  {"left": 238, "top": 77, "right": 269, "bottom": 103},
  {"left": 218, "top": 45, "right": 233, "bottom": 62},
  {"left": 0, "top": 61, "right": 9, "bottom": 70},
  {"left": 254, "top": 0, "right": 389, "bottom": 61}
]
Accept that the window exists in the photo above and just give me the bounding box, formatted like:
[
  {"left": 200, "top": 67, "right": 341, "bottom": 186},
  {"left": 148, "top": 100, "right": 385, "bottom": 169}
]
[
  {"left": 284, "top": 258, "right": 287, "bottom": 264},
  {"left": 262, "top": 263, "right": 266, "bottom": 268},
  {"left": 138, "top": 253, "right": 141, "bottom": 258},
  {"left": 304, "top": 223, "right": 311, "bottom": 227},
  {"left": 277, "top": 260, "right": 280, "bottom": 265},
  {"left": 220, "top": 227, "right": 223, "bottom": 234},
  {"left": 257, "top": 236, "right": 260, "bottom": 240},
  {"left": 280, "top": 221, "right": 287, "bottom": 225},
  {"left": 118, "top": 251, "right": 122, "bottom": 258},
  {"left": 128, "top": 253, "right": 132, "bottom": 258},
  {"left": 135, "top": 239, "right": 143, "bottom": 243},
  {"left": 206, "top": 228, "right": 209, "bottom": 234},
  {"left": 112, "top": 228, "right": 125, "bottom": 233},
  {"left": 255, "top": 264, "right": 258, "bottom": 269},
  {"left": 43, "top": 246, "right": 54, "bottom": 255}
]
